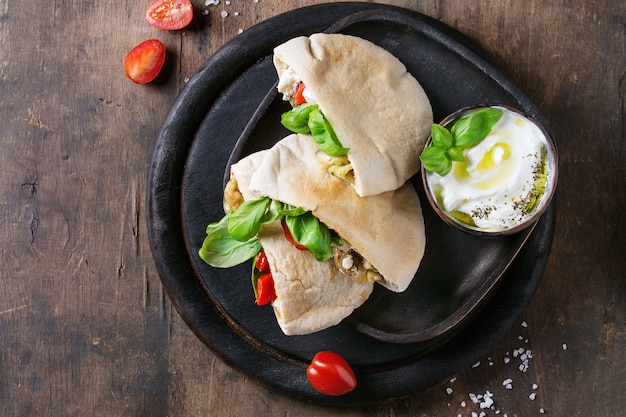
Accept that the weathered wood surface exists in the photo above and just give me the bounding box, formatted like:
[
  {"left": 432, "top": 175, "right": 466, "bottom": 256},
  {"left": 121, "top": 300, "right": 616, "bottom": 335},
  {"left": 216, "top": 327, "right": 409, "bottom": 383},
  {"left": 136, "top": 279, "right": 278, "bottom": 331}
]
[{"left": 1, "top": 0, "right": 624, "bottom": 416}]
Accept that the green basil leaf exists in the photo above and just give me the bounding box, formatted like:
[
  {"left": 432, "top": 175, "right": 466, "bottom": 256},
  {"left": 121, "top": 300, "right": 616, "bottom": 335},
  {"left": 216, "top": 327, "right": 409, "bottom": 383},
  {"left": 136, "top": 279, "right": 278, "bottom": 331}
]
[
  {"left": 420, "top": 146, "right": 453, "bottom": 176},
  {"left": 431, "top": 123, "right": 454, "bottom": 149},
  {"left": 199, "top": 215, "right": 262, "bottom": 268},
  {"left": 308, "top": 108, "right": 350, "bottom": 156},
  {"left": 285, "top": 212, "right": 332, "bottom": 262},
  {"left": 228, "top": 197, "right": 270, "bottom": 242},
  {"left": 447, "top": 146, "right": 466, "bottom": 163},
  {"left": 275, "top": 201, "right": 307, "bottom": 217},
  {"left": 281, "top": 103, "right": 318, "bottom": 134},
  {"left": 261, "top": 200, "right": 284, "bottom": 223},
  {"left": 451, "top": 108, "right": 503, "bottom": 149}
]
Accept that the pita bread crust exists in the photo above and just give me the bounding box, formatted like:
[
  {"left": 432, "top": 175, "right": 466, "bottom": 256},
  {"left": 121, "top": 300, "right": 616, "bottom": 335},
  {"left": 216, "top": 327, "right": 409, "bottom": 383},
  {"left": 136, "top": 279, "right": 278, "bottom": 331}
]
[
  {"left": 248, "top": 134, "right": 426, "bottom": 293},
  {"left": 229, "top": 150, "right": 374, "bottom": 336},
  {"left": 273, "top": 33, "right": 433, "bottom": 197},
  {"left": 258, "top": 222, "right": 373, "bottom": 335}
]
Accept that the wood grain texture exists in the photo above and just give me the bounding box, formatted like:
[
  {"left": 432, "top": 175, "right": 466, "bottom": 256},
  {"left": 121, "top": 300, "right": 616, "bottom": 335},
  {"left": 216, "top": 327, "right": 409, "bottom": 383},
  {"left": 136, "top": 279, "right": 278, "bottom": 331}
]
[{"left": 0, "top": 0, "right": 624, "bottom": 416}]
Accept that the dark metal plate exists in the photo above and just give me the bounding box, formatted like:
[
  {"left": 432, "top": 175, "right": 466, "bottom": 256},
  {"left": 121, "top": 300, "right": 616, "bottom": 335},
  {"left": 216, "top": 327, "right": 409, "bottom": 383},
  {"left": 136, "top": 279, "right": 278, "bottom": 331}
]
[{"left": 147, "top": 3, "right": 555, "bottom": 406}]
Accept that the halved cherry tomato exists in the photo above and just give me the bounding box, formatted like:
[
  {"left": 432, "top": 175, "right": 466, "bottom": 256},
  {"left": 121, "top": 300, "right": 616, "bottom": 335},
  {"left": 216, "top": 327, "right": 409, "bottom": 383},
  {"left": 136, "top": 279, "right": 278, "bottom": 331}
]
[
  {"left": 146, "top": 0, "right": 194, "bottom": 31},
  {"left": 255, "top": 251, "right": 270, "bottom": 273},
  {"left": 306, "top": 351, "right": 357, "bottom": 396},
  {"left": 293, "top": 81, "right": 307, "bottom": 106},
  {"left": 256, "top": 273, "right": 276, "bottom": 305},
  {"left": 280, "top": 219, "right": 308, "bottom": 251},
  {"left": 124, "top": 39, "right": 166, "bottom": 84}
]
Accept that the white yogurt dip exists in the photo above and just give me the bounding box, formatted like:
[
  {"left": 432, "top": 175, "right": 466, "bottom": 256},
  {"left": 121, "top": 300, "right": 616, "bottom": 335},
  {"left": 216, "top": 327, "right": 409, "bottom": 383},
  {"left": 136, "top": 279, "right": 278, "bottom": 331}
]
[{"left": 426, "top": 106, "right": 552, "bottom": 232}]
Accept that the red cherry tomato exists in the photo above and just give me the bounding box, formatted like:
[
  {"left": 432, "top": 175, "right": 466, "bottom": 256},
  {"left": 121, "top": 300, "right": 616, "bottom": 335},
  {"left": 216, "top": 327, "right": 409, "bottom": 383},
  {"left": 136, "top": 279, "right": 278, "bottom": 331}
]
[
  {"left": 307, "top": 351, "right": 357, "bottom": 396},
  {"left": 281, "top": 219, "right": 308, "bottom": 251},
  {"left": 124, "top": 39, "right": 166, "bottom": 84},
  {"left": 256, "top": 273, "right": 276, "bottom": 305},
  {"left": 255, "top": 251, "right": 270, "bottom": 273},
  {"left": 146, "top": 0, "right": 194, "bottom": 31},
  {"left": 293, "top": 81, "right": 307, "bottom": 106}
]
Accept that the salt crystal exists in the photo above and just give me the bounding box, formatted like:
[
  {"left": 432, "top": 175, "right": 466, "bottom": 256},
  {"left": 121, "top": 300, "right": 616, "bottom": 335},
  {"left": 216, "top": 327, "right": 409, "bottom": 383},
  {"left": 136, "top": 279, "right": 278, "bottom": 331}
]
[
  {"left": 532, "top": 383, "right": 538, "bottom": 390},
  {"left": 472, "top": 361, "right": 480, "bottom": 368},
  {"left": 234, "top": 11, "right": 240, "bottom": 16},
  {"left": 237, "top": 28, "right": 244, "bottom": 34},
  {"left": 529, "top": 392, "right": 537, "bottom": 400},
  {"left": 446, "top": 387, "right": 453, "bottom": 395},
  {"left": 220, "top": 10, "right": 228, "bottom": 18},
  {"left": 225, "top": 0, "right": 231, "bottom": 4},
  {"left": 521, "top": 321, "right": 528, "bottom": 327},
  {"left": 563, "top": 343, "right": 568, "bottom": 350},
  {"left": 461, "top": 401, "right": 466, "bottom": 407},
  {"left": 205, "top": 0, "right": 219, "bottom": 5},
  {"left": 202, "top": 9, "right": 209, "bottom": 15},
  {"left": 540, "top": 408, "right": 545, "bottom": 413},
  {"left": 502, "top": 378, "right": 513, "bottom": 387},
  {"left": 504, "top": 357, "right": 510, "bottom": 364},
  {"left": 450, "top": 377, "right": 457, "bottom": 383}
]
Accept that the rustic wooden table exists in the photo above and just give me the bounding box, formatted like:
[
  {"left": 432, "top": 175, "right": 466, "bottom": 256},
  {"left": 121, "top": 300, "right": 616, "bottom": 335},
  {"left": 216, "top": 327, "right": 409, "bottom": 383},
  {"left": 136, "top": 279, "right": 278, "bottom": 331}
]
[{"left": 1, "top": 0, "right": 624, "bottom": 416}]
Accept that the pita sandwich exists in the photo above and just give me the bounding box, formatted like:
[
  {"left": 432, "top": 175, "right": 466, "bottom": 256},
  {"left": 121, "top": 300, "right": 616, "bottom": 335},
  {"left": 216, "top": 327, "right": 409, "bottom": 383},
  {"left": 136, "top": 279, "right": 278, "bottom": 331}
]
[
  {"left": 274, "top": 33, "right": 433, "bottom": 197},
  {"left": 247, "top": 133, "right": 426, "bottom": 294},
  {"left": 226, "top": 145, "right": 375, "bottom": 336}
]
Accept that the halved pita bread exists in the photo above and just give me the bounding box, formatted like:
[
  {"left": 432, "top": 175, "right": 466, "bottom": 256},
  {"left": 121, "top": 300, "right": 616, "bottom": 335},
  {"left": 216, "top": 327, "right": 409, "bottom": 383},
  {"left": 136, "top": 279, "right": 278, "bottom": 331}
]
[
  {"left": 273, "top": 33, "right": 433, "bottom": 197},
  {"left": 229, "top": 148, "right": 374, "bottom": 336},
  {"left": 247, "top": 133, "right": 426, "bottom": 293}
]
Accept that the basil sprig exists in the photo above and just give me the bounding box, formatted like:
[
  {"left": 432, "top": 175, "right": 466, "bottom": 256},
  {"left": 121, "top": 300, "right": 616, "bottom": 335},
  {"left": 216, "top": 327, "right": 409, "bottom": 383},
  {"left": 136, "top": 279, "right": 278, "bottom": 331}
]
[
  {"left": 199, "top": 197, "right": 334, "bottom": 268},
  {"left": 420, "top": 108, "right": 503, "bottom": 176},
  {"left": 281, "top": 104, "right": 349, "bottom": 156},
  {"left": 199, "top": 214, "right": 262, "bottom": 268}
]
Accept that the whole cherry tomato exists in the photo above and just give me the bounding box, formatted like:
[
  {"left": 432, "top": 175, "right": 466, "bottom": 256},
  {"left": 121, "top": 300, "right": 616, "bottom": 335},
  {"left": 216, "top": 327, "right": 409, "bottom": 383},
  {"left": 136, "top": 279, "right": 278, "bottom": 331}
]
[
  {"left": 306, "top": 351, "right": 357, "bottom": 396},
  {"left": 280, "top": 219, "right": 308, "bottom": 251},
  {"left": 124, "top": 39, "right": 166, "bottom": 84},
  {"left": 146, "top": 0, "right": 194, "bottom": 31}
]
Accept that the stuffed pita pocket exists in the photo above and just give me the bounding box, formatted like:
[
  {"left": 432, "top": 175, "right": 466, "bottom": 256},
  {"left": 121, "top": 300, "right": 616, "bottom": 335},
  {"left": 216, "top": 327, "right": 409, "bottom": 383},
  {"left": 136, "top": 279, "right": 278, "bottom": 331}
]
[
  {"left": 201, "top": 144, "right": 374, "bottom": 336},
  {"left": 274, "top": 33, "right": 433, "bottom": 197},
  {"left": 199, "top": 134, "right": 426, "bottom": 335}
]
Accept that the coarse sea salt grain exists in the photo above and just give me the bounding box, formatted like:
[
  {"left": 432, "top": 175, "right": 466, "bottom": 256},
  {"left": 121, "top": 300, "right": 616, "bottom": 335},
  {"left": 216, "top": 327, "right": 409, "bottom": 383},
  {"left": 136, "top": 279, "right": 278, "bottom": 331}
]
[
  {"left": 205, "top": 0, "right": 219, "bottom": 5},
  {"left": 446, "top": 387, "right": 454, "bottom": 395},
  {"left": 220, "top": 10, "right": 228, "bottom": 18}
]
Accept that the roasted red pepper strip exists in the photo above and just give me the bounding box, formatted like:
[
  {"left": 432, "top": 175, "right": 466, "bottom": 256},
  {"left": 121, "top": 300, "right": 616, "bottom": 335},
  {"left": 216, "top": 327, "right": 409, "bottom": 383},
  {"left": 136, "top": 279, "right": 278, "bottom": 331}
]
[
  {"left": 255, "top": 251, "right": 270, "bottom": 273},
  {"left": 293, "top": 81, "right": 307, "bottom": 106},
  {"left": 256, "top": 273, "right": 276, "bottom": 305}
]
